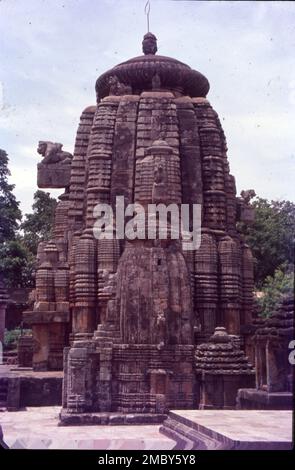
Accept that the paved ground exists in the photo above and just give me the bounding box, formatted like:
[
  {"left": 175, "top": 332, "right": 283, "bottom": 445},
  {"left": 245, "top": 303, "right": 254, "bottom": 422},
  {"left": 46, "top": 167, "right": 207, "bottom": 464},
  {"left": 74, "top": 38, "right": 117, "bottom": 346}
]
[
  {"left": 1, "top": 405, "right": 293, "bottom": 450},
  {"left": 170, "top": 409, "right": 293, "bottom": 445},
  {"left": 0, "top": 406, "right": 176, "bottom": 450}
]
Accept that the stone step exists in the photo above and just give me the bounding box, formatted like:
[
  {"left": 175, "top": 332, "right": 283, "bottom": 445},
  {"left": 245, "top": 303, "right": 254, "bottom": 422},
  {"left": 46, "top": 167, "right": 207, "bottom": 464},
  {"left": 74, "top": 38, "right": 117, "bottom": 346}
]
[
  {"left": 2, "top": 351, "right": 18, "bottom": 365},
  {"left": 160, "top": 410, "right": 293, "bottom": 450},
  {"left": 3, "top": 349, "right": 17, "bottom": 355}
]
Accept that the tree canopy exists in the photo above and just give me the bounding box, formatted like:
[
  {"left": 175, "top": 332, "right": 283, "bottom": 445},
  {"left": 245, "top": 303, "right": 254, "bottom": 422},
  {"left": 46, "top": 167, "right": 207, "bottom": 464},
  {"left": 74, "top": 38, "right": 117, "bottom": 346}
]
[
  {"left": 239, "top": 197, "right": 295, "bottom": 287},
  {"left": 21, "top": 190, "right": 57, "bottom": 255},
  {"left": 0, "top": 150, "right": 56, "bottom": 288},
  {"left": 256, "top": 266, "right": 294, "bottom": 318},
  {"left": 0, "top": 239, "right": 34, "bottom": 288},
  {"left": 0, "top": 149, "right": 22, "bottom": 243}
]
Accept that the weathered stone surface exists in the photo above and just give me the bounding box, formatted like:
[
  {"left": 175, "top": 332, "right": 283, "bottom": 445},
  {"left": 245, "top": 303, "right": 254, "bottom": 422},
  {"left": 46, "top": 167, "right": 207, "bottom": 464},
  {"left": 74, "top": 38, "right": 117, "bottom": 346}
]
[
  {"left": 237, "top": 294, "right": 294, "bottom": 409},
  {"left": 160, "top": 410, "right": 293, "bottom": 450},
  {"left": 0, "top": 367, "right": 63, "bottom": 409},
  {"left": 195, "top": 327, "right": 255, "bottom": 409},
  {"left": 19, "top": 375, "right": 62, "bottom": 407},
  {"left": 37, "top": 141, "right": 73, "bottom": 189},
  {"left": 37, "top": 162, "right": 72, "bottom": 189},
  {"left": 22, "top": 33, "right": 258, "bottom": 417},
  {"left": 17, "top": 334, "right": 33, "bottom": 368},
  {"left": 0, "top": 275, "right": 9, "bottom": 344},
  {"left": 0, "top": 406, "right": 175, "bottom": 449}
]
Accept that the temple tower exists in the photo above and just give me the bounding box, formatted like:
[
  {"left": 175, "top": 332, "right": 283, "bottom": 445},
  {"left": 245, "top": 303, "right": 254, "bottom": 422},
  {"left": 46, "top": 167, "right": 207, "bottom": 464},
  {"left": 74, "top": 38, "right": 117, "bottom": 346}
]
[{"left": 24, "top": 33, "right": 255, "bottom": 418}]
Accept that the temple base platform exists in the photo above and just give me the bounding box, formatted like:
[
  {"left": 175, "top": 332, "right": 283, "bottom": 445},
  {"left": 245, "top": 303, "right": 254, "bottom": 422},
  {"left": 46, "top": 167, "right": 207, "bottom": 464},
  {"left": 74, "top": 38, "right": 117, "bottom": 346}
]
[
  {"left": 159, "top": 409, "right": 293, "bottom": 450},
  {"left": 0, "top": 406, "right": 292, "bottom": 450}
]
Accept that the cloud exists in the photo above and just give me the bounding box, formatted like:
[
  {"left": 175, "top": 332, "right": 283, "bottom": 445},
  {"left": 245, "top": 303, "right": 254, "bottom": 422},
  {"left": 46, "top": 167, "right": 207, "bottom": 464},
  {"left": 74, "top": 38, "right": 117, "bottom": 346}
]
[{"left": 0, "top": 0, "right": 294, "bottom": 215}]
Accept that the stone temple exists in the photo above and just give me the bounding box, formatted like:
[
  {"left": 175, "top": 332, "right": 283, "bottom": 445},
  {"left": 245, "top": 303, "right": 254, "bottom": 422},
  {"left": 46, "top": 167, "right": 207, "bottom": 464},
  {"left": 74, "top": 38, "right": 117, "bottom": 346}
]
[{"left": 23, "top": 32, "right": 258, "bottom": 422}]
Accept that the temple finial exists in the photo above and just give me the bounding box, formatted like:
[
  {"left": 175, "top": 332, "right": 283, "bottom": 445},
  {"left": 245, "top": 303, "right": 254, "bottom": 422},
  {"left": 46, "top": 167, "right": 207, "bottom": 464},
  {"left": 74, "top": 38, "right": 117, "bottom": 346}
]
[
  {"left": 142, "top": 32, "right": 157, "bottom": 55},
  {"left": 144, "top": 0, "right": 151, "bottom": 32}
]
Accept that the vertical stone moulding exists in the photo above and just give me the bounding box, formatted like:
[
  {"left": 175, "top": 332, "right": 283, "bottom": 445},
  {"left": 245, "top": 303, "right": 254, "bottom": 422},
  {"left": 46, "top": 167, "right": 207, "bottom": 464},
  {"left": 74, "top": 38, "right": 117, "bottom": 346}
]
[
  {"left": 241, "top": 243, "right": 254, "bottom": 326},
  {"left": 73, "top": 231, "right": 97, "bottom": 334},
  {"left": 218, "top": 235, "right": 241, "bottom": 335},
  {"left": 194, "top": 232, "right": 218, "bottom": 337}
]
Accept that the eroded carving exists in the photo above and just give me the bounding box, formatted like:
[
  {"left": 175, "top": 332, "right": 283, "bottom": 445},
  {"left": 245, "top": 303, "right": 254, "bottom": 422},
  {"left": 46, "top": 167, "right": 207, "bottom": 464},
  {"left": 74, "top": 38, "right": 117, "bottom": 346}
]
[{"left": 37, "top": 141, "right": 72, "bottom": 164}]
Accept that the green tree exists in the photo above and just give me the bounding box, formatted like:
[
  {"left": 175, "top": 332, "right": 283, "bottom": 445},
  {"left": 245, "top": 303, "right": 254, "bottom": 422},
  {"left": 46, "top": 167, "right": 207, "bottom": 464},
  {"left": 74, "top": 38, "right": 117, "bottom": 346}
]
[
  {"left": 256, "top": 266, "right": 294, "bottom": 318},
  {"left": 0, "top": 149, "right": 22, "bottom": 242},
  {"left": 21, "top": 190, "right": 57, "bottom": 254},
  {"left": 0, "top": 239, "right": 35, "bottom": 288},
  {"left": 239, "top": 198, "right": 295, "bottom": 287}
]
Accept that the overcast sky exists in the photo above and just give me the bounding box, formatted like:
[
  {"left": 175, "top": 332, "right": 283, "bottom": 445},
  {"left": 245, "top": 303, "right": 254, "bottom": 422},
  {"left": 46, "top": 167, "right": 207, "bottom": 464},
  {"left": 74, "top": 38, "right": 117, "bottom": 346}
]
[{"left": 0, "top": 0, "right": 294, "bottom": 215}]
